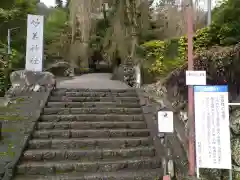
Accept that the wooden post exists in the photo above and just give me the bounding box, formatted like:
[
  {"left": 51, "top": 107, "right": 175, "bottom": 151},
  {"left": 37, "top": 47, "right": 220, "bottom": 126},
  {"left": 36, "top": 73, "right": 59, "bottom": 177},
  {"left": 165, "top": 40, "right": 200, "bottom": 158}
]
[{"left": 186, "top": 0, "right": 196, "bottom": 176}]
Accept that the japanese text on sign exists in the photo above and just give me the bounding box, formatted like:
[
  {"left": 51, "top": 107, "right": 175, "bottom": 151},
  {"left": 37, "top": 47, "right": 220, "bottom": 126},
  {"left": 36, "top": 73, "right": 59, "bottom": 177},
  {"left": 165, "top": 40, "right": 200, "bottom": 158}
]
[
  {"left": 194, "top": 86, "right": 231, "bottom": 169},
  {"left": 186, "top": 71, "right": 206, "bottom": 85},
  {"left": 25, "top": 14, "right": 44, "bottom": 71}
]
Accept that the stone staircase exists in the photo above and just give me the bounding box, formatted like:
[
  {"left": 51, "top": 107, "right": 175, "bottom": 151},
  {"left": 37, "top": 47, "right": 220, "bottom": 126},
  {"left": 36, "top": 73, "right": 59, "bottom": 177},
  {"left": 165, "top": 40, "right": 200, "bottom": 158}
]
[{"left": 13, "top": 88, "right": 163, "bottom": 180}]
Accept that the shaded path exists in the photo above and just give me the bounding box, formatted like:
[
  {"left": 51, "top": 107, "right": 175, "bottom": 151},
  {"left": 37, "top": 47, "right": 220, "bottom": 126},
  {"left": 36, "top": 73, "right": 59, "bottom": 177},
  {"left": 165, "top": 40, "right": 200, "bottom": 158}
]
[{"left": 57, "top": 73, "right": 130, "bottom": 89}]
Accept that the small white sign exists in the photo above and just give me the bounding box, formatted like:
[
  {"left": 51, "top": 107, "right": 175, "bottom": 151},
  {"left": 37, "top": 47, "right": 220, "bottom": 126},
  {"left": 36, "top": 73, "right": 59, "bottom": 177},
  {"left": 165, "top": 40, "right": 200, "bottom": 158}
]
[
  {"left": 158, "top": 111, "right": 174, "bottom": 133},
  {"left": 25, "top": 14, "right": 44, "bottom": 72},
  {"left": 186, "top": 71, "right": 206, "bottom": 85},
  {"left": 135, "top": 65, "right": 141, "bottom": 84},
  {"left": 194, "top": 85, "right": 231, "bottom": 169}
]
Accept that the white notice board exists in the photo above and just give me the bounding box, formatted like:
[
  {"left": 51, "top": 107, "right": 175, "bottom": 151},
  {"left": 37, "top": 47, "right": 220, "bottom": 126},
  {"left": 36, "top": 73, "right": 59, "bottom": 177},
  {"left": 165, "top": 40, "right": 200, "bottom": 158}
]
[
  {"left": 25, "top": 14, "right": 44, "bottom": 72},
  {"left": 186, "top": 71, "right": 206, "bottom": 85},
  {"left": 194, "top": 85, "right": 231, "bottom": 169},
  {"left": 158, "top": 111, "right": 174, "bottom": 133}
]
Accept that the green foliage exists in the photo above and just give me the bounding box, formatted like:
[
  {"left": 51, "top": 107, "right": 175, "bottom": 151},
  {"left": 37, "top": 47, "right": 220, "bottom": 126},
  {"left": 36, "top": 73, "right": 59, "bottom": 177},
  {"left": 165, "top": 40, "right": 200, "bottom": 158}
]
[
  {"left": 194, "top": 27, "right": 216, "bottom": 50},
  {"left": 15, "top": 0, "right": 38, "bottom": 15},
  {"left": 136, "top": 0, "right": 240, "bottom": 82},
  {"left": 44, "top": 8, "right": 68, "bottom": 43},
  {"left": 141, "top": 38, "right": 185, "bottom": 77},
  {"left": 0, "top": 41, "right": 23, "bottom": 95},
  {"left": 177, "top": 36, "right": 187, "bottom": 60},
  {"left": 199, "top": 0, "right": 240, "bottom": 46},
  {"left": 89, "top": 18, "right": 110, "bottom": 53},
  {"left": 140, "top": 1, "right": 240, "bottom": 79},
  {"left": 0, "top": 0, "right": 38, "bottom": 96},
  {"left": 0, "top": 0, "right": 15, "bottom": 9},
  {"left": 0, "top": 8, "right": 20, "bottom": 20},
  {"left": 43, "top": 7, "right": 69, "bottom": 65},
  {"left": 0, "top": 0, "right": 38, "bottom": 52}
]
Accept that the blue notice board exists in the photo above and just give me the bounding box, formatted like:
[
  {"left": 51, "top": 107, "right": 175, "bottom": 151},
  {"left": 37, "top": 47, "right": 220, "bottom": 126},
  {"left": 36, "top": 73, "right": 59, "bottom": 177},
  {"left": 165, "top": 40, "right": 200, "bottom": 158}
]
[
  {"left": 193, "top": 85, "right": 231, "bottom": 169},
  {"left": 194, "top": 85, "right": 228, "bottom": 93}
]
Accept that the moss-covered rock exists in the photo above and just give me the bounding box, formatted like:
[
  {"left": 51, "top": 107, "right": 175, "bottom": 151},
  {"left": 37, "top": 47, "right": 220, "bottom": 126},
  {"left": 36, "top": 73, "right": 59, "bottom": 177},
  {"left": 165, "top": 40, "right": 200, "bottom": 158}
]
[
  {"left": 230, "top": 109, "right": 240, "bottom": 135},
  {"left": 199, "top": 168, "right": 222, "bottom": 180},
  {"left": 231, "top": 138, "right": 240, "bottom": 166},
  {"left": 233, "top": 170, "right": 240, "bottom": 180}
]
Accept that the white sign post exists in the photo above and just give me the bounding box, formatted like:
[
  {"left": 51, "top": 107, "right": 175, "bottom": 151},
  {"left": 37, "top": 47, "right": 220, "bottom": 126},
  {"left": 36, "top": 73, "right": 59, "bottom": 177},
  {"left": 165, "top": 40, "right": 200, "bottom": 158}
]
[
  {"left": 194, "top": 86, "right": 232, "bottom": 171},
  {"left": 135, "top": 64, "right": 141, "bottom": 88},
  {"left": 25, "top": 14, "right": 44, "bottom": 72},
  {"left": 186, "top": 71, "right": 206, "bottom": 85},
  {"left": 158, "top": 111, "right": 174, "bottom": 178},
  {"left": 158, "top": 111, "right": 174, "bottom": 133}
]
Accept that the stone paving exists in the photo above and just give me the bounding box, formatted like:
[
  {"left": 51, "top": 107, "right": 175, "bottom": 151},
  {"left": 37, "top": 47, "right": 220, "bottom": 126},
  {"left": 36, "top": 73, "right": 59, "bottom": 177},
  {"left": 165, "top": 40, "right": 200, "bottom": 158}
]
[{"left": 56, "top": 73, "right": 130, "bottom": 89}]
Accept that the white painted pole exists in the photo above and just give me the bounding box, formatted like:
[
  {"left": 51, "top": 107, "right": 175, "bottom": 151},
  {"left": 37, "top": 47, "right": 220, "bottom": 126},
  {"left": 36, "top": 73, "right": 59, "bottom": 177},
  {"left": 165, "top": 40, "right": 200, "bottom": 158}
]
[
  {"left": 207, "top": 0, "right": 211, "bottom": 25},
  {"left": 7, "top": 29, "right": 11, "bottom": 55}
]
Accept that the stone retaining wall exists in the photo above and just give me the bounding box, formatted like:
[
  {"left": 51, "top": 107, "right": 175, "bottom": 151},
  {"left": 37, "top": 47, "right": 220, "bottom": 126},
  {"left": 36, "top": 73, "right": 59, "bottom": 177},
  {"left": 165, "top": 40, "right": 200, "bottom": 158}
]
[
  {"left": 136, "top": 89, "right": 188, "bottom": 178},
  {"left": 229, "top": 106, "right": 240, "bottom": 179},
  {"left": 142, "top": 81, "right": 240, "bottom": 179},
  {"left": 0, "top": 70, "right": 55, "bottom": 180}
]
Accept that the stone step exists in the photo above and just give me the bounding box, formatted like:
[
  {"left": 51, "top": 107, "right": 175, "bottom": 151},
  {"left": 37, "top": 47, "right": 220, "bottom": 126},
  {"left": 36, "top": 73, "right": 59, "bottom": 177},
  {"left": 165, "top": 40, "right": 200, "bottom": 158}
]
[
  {"left": 28, "top": 137, "right": 152, "bottom": 149},
  {"left": 33, "top": 129, "right": 150, "bottom": 139},
  {"left": 42, "top": 108, "right": 142, "bottom": 115},
  {"left": 36, "top": 121, "right": 147, "bottom": 130},
  {"left": 54, "top": 88, "right": 136, "bottom": 93},
  {"left": 51, "top": 91, "right": 138, "bottom": 97},
  {"left": 22, "top": 147, "right": 155, "bottom": 161},
  {"left": 48, "top": 96, "right": 139, "bottom": 103},
  {"left": 47, "top": 102, "right": 141, "bottom": 108},
  {"left": 14, "top": 169, "right": 162, "bottom": 180},
  {"left": 16, "top": 157, "right": 161, "bottom": 175},
  {"left": 40, "top": 114, "right": 144, "bottom": 122},
  {"left": 13, "top": 86, "right": 161, "bottom": 180}
]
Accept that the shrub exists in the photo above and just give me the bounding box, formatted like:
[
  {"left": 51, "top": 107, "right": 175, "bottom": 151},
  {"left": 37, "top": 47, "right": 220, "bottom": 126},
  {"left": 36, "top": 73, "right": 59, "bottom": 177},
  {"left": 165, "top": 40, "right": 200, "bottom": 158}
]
[
  {"left": 0, "top": 42, "right": 22, "bottom": 96},
  {"left": 164, "top": 43, "right": 240, "bottom": 100},
  {"left": 141, "top": 38, "right": 186, "bottom": 78}
]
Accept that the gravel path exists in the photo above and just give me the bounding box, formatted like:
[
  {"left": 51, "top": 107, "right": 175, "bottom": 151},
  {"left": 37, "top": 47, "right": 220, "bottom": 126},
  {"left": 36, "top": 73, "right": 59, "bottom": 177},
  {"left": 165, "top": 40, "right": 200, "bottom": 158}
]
[{"left": 56, "top": 73, "right": 130, "bottom": 89}]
